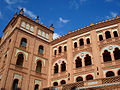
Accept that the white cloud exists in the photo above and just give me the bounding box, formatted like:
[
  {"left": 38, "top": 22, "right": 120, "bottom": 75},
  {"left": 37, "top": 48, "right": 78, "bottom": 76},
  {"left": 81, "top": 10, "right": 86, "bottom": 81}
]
[
  {"left": 110, "top": 12, "right": 117, "bottom": 17},
  {"left": 59, "top": 17, "right": 70, "bottom": 23},
  {"left": 4, "top": 0, "right": 16, "bottom": 4},
  {"left": 105, "top": 0, "right": 113, "bottom": 2},
  {"left": 0, "top": 11, "right": 3, "bottom": 18},
  {"left": 69, "top": 0, "right": 87, "bottom": 9},
  {"left": 18, "top": 6, "right": 37, "bottom": 18},
  {"left": 4, "top": 0, "right": 26, "bottom": 4},
  {"left": 53, "top": 33, "right": 60, "bottom": 40}
]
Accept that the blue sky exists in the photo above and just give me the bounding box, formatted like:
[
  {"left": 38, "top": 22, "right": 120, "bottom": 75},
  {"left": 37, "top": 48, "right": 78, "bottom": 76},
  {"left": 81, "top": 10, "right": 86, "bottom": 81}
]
[{"left": 0, "top": 0, "right": 120, "bottom": 39}]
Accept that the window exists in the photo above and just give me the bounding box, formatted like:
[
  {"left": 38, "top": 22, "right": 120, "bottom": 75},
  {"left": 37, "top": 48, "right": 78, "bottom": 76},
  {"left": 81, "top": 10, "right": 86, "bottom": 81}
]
[
  {"left": 105, "top": 31, "right": 111, "bottom": 39},
  {"left": 113, "top": 31, "right": 118, "bottom": 37},
  {"left": 76, "top": 76, "right": 83, "bottom": 82},
  {"left": 26, "top": 24, "right": 29, "bottom": 30},
  {"left": 84, "top": 54, "right": 92, "bottom": 66},
  {"left": 99, "top": 35, "right": 103, "bottom": 41},
  {"left": 86, "top": 38, "right": 90, "bottom": 44},
  {"left": 12, "top": 79, "right": 19, "bottom": 90},
  {"left": 54, "top": 63, "right": 58, "bottom": 74},
  {"left": 53, "top": 82, "right": 58, "bottom": 86},
  {"left": 75, "top": 57, "right": 82, "bottom": 68},
  {"left": 30, "top": 26, "right": 34, "bottom": 32},
  {"left": 54, "top": 50, "right": 57, "bottom": 56},
  {"left": 21, "top": 21, "right": 25, "bottom": 28},
  {"left": 38, "top": 30, "right": 41, "bottom": 35},
  {"left": 106, "top": 71, "right": 115, "bottom": 77},
  {"left": 20, "top": 38, "right": 27, "bottom": 47},
  {"left": 16, "top": 54, "right": 24, "bottom": 67},
  {"left": 113, "top": 48, "right": 120, "bottom": 60},
  {"left": 103, "top": 50, "right": 112, "bottom": 62},
  {"left": 86, "top": 75, "right": 93, "bottom": 80},
  {"left": 74, "top": 42, "right": 77, "bottom": 48},
  {"left": 60, "top": 80, "right": 66, "bottom": 85},
  {"left": 59, "top": 46, "right": 62, "bottom": 53},
  {"left": 61, "top": 61, "right": 66, "bottom": 72},
  {"left": 79, "top": 39, "right": 84, "bottom": 46},
  {"left": 36, "top": 61, "right": 42, "bottom": 73},
  {"left": 38, "top": 45, "right": 44, "bottom": 54},
  {"left": 118, "top": 70, "right": 120, "bottom": 75},
  {"left": 34, "top": 84, "right": 39, "bottom": 90},
  {"left": 64, "top": 46, "right": 67, "bottom": 52},
  {"left": 46, "top": 33, "right": 48, "bottom": 39},
  {"left": 42, "top": 32, "right": 45, "bottom": 37}
]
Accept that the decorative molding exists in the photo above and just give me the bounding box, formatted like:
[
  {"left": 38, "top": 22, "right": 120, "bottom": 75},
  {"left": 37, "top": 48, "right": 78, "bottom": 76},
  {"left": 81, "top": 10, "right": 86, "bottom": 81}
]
[
  {"left": 35, "top": 56, "right": 46, "bottom": 66},
  {"left": 35, "top": 80, "right": 41, "bottom": 86},
  {"left": 14, "top": 74, "right": 22, "bottom": 80},
  {"left": 96, "top": 24, "right": 117, "bottom": 31},
  {"left": 74, "top": 52, "right": 92, "bottom": 60},
  {"left": 101, "top": 45, "right": 120, "bottom": 55},
  {"left": 53, "top": 58, "right": 67, "bottom": 66},
  {"left": 16, "top": 49, "right": 28, "bottom": 61},
  {"left": 52, "top": 40, "right": 67, "bottom": 47}
]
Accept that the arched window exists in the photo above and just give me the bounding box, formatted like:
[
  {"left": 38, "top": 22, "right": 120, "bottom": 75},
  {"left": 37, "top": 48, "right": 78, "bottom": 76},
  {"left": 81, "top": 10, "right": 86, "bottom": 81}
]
[
  {"left": 60, "top": 80, "right": 66, "bottom": 85},
  {"left": 74, "top": 42, "right": 77, "bottom": 48},
  {"left": 106, "top": 71, "right": 115, "bottom": 77},
  {"left": 113, "top": 48, "right": 120, "bottom": 60},
  {"left": 103, "top": 50, "right": 112, "bottom": 62},
  {"left": 79, "top": 39, "right": 84, "bottom": 46},
  {"left": 86, "top": 75, "right": 93, "bottom": 80},
  {"left": 75, "top": 57, "right": 82, "bottom": 68},
  {"left": 84, "top": 54, "right": 92, "bottom": 66},
  {"left": 38, "top": 45, "right": 44, "bottom": 54},
  {"left": 53, "top": 82, "right": 58, "bottom": 86},
  {"left": 59, "top": 46, "right": 62, "bottom": 53},
  {"left": 99, "top": 35, "right": 103, "bottom": 41},
  {"left": 105, "top": 31, "right": 111, "bottom": 39},
  {"left": 20, "top": 38, "right": 27, "bottom": 47},
  {"left": 54, "top": 63, "right": 58, "bottom": 74},
  {"left": 64, "top": 46, "right": 67, "bottom": 52},
  {"left": 30, "top": 26, "right": 34, "bottom": 32},
  {"left": 86, "top": 38, "right": 90, "bottom": 44},
  {"left": 26, "top": 24, "right": 29, "bottom": 30},
  {"left": 36, "top": 61, "right": 42, "bottom": 73},
  {"left": 54, "top": 50, "right": 57, "bottom": 56},
  {"left": 21, "top": 21, "right": 25, "bottom": 28},
  {"left": 61, "top": 61, "right": 66, "bottom": 72},
  {"left": 16, "top": 54, "right": 24, "bottom": 67},
  {"left": 12, "top": 79, "right": 19, "bottom": 90},
  {"left": 34, "top": 84, "right": 39, "bottom": 90},
  {"left": 76, "top": 76, "right": 83, "bottom": 82},
  {"left": 113, "top": 31, "right": 118, "bottom": 37},
  {"left": 118, "top": 70, "right": 120, "bottom": 75}
]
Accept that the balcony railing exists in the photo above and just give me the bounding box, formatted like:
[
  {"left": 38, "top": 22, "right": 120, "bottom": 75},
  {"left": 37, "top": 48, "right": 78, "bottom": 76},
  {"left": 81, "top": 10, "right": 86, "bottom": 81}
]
[{"left": 43, "top": 75, "right": 120, "bottom": 90}]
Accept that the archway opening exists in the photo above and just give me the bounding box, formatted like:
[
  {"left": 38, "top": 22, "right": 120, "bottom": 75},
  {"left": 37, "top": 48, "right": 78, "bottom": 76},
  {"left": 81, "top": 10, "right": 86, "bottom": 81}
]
[
  {"left": 60, "top": 80, "right": 66, "bottom": 85},
  {"left": 86, "top": 75, "right": 93, "bottom": 80},
  {"left": 16, "top": 54, "right": 24, "bottom": 67},
  {"left": 105, "top": 31, "right": 111, "bottom": 39},
  {"left": 84, "top": 54, "right": 92, "bottom": 66},
  {"left": 113, "top": 48, "right": 120, "bottom": 60},
  {"left": 106, "top": 71, "right": 115, "bottom": 77},
  {"left": 36, "top": 61, "right": 42, "bottom": 73},
  {"left": 75, "top": 57, "right": 82, "bottom": 68},
  {"left": 34, "top": 84, "right": 39, "bottom": 90},
  {"left": 12, "top": 79, "right": 19, "bottom": 90},
  {"left": 53, "top": 82, "right": 58, "bottom": 86},
  {"left": 76, "top": 76, "right": 83, "bottom": 82},
  {"left": 103, "top": 50, "right": 112, "bottom": 62}
]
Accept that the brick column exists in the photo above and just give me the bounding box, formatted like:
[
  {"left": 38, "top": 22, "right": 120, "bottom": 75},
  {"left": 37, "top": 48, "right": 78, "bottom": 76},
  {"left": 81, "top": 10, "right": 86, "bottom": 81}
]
[
  {"left": 67, "top": 38, "right": 74, "bottom": 83},
  {"left": 90, "top": 30, "right": 103, "bottom": 79}
]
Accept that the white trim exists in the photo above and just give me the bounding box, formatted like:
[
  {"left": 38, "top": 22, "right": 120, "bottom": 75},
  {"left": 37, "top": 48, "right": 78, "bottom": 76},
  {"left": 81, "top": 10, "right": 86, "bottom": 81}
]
[
  {"left": 72, "top": 32, "right": 90, "bottom": 40},
  {"left": 96, "top": 24, "right": 117, "bottom": 31},
  {"left": 52, "top": 40, "right": 67, "bottom": 47}
]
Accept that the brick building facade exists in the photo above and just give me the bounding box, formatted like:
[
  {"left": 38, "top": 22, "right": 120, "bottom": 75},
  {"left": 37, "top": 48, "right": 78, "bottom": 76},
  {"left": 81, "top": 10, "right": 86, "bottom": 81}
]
[{"left": 0, "top": 9, "right": 120, "bottom": 90}]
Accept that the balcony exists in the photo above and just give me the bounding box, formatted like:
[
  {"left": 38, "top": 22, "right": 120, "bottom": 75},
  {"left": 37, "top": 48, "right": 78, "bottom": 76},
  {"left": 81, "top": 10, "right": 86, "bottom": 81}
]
[{"left": 43, "top": 75, "right": 120, "bottom": 90}]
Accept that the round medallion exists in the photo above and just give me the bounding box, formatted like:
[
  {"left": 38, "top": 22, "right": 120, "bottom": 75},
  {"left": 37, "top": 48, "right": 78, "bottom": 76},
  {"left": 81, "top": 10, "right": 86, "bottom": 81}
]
[{"left": 109, "top": 46, "right": 113, "bottom": 50}]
